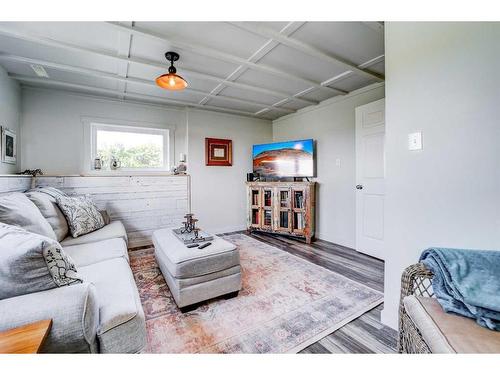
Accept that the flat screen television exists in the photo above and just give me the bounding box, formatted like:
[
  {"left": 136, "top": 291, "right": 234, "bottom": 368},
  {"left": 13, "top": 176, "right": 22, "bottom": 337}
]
[{"left": 252, "top": 139, "right": 314, "bottom": 178}]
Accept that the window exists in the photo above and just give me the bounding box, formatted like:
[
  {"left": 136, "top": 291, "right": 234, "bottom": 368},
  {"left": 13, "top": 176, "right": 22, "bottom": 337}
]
[{"left": 90, "top": 123, "right": 170, "bottom": 172}]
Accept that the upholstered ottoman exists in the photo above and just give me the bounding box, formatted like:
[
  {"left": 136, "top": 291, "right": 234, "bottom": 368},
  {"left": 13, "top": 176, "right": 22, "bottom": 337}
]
[{"left": 152, "top": 228, "right": 241, "bottom": 312}]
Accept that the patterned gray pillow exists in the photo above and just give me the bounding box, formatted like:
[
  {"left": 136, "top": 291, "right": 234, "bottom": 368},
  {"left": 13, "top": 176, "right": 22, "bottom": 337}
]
[
  {"left": 0, "top": 223, "right": 83, "bottom": 300},
  {"left": 56, "top": 195, "right": 105, "bottom": 238}
]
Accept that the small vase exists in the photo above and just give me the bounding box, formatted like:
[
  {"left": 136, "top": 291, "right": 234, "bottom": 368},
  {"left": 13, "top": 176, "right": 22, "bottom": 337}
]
[
  {"left": 110, "top": 157, "right": 120, "bottom": 170},
  {"left": 94, "top": 157, "right": 102, "bottom": 170}
]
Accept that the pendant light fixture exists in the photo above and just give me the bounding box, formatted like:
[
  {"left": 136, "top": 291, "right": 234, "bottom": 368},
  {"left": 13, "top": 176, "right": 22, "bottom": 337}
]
[{"left": 156, "top": 51, "right": 188, "bottom": 91}]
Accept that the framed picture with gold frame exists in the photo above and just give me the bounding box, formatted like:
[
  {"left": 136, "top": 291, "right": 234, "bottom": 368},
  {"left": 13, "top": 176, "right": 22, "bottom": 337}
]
[{"left": 205, "top": 138, "right": 232, "bottom": 166}]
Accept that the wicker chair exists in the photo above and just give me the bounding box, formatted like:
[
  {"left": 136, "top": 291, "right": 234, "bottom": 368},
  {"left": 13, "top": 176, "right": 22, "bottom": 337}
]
[{"left": 398, "top": 263, "right": 434, "bottom": 353}]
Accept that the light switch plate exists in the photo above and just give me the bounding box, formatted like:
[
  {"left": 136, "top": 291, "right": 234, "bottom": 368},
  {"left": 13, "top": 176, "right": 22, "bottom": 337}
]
[
  {"left": 408, "top": 132, "right": 423, "bottom": 151},
  {"left": 335, "top": 158, "right": 341, "bottom": 167}
]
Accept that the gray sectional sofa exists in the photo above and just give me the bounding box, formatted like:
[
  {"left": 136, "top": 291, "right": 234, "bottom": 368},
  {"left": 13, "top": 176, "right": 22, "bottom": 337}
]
[{"left": 0, "top": 190, "right": 146, "bottom": 353}]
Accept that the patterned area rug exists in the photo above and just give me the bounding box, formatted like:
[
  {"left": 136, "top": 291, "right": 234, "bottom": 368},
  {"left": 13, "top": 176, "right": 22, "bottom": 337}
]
[{"left": 129, "top": 233, "right": 383, "bottom": 353}]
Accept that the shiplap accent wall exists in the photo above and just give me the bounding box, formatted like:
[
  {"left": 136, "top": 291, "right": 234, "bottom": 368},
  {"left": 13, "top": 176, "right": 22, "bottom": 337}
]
[
  {"left": 0, "top": 176, "right": 32, "bottom": 193},
  {"left": 33, "top": 175, "right": 189, "bottom": 247}
]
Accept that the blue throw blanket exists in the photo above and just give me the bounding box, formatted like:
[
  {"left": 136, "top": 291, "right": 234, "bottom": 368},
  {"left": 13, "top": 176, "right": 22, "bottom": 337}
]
[{"left": 420, "top": 248, "right": 500, "bottom": 331}]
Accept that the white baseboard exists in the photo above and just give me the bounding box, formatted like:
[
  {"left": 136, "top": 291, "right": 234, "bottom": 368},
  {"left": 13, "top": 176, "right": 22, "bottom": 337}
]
[
  {"left": 380, "top": 306, "right": 398, "bottom": 330},
  {"left": 213, "top": 225, "right": 247, "bottom": 235},
  {"left": 315, "top": 231, "right": 355, "bottom": 249}
]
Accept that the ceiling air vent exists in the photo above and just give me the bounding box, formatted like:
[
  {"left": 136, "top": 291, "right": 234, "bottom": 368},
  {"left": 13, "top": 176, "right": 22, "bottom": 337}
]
[{"left": 30, "top": 64, "right": 49, "bottom": 78}]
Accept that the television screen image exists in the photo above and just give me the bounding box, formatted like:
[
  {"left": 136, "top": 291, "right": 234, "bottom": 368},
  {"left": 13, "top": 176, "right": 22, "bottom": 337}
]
[{"left": 253, "top": 139, "right": 314, "bottom": 178}]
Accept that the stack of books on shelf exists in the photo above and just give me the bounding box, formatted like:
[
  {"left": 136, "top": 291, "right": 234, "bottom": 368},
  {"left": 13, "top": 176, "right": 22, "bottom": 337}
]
[
  {"left": 264, "top": 211, "right": 272, "bottom": 226},
  {"left": 264, "top": 191, "right": 272, "bottom": 206},
  {"left": 252, "top": 210, "right": 259, "bottom": 224},
  {"left": 252, "top": 192, "right": 259, "bottom": 205}
]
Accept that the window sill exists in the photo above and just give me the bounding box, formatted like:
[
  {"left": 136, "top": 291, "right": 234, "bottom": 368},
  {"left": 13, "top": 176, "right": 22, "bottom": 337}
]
[{"left": 82, "top": 170, "right": 187, "bottom": 177}]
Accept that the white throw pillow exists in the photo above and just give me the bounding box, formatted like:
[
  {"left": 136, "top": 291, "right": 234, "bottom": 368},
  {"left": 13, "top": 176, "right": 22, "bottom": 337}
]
[
  {"left": 0, "top": 192, "right": 57, "bottom": 240},
  {"left": 0, "top": 223, "right": 83, "bottom": 300},
  {"left": 56, "top": 195, "right": 105, "bottom": 238}
]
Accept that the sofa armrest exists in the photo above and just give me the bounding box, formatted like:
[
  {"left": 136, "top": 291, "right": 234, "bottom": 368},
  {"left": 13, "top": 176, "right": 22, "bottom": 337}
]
[
  {"left": 0, "top": 282, "right": 99, "bottom": 353},
  {"left": 400, "top": 263, "right": 434, "bottom": 300}
]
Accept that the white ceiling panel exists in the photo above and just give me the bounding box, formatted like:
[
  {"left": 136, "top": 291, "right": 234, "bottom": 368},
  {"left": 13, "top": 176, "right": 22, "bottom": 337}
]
[
  {"left": 22, "top": 81, "right": 124, "bottom": 100},
  {"left": 42, "top": 69, "right": 121, "bottom": 91},
  {"left": 205, "top": 96, "right": 264, "bottom": 113},
  {"left": 329, "top": 75, "right": 377, "bottom": 93},
  {"left": 126, "top": 62, "right": 170, "bottom": 81},
  {"left": 125, "top": 82, "right": 206, "bottom": 104},
  {"left": 279, "top": 100, "right": 310, "bottom": 111},
  {"left": 0, "top": 60, "right": 36, "bottom": 76},
  {"left": 219, "top": 86, "right": 285, "bottom": 106},
  {"left": 129, "top": 34, "right": 239, "bottom": 78},
  {"left": 134, "top": 22, "right": 268, "bottom": 59},
  {"left": 0, "top": 34, "right": 120, "bottom": 74},
  {"left": 255, "top": 43, "right": 348, "bottom": 83},
  {"left": 259, "top": 109, "right": 283, "bottom": 120},
  {"left": 300, "top": 89, "right": 340, "bottom": 103},
  {"left": 236, "top": 69, "right": 310, "bottom": 96},
  {"left": 0, "top": 21, "right": 384, "bottom": 120},
  {"left": 366, "top": 60, "right": 385, "bottom": 75},
  {"left": 290, "top": 22, "right": 384, "bottom": 66},
  {"left": 261, "top": 22, "right": 290, "bottom": 33},
  {"left": 0, "top": 22, "right": 120, "bottom": 52}
]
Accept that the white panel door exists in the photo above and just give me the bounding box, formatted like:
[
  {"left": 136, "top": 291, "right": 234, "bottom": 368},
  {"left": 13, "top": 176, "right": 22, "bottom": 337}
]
[{"left": 355, "top": 98, "right": 385, "bottom": 259}]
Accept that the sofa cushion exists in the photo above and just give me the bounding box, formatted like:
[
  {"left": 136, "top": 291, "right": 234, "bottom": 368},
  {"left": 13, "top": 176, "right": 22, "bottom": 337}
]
[
  {"left": 25, "top": 189, "right": 69, "bottom": 242},
  {"left": 0, "top": 223, "right": 82, "bottom": 300},
  {"left": 56, "top": 195, "right": 105, "bottom": 238},
  {"left": 173, "top": 265, "right": 241, "bottom": 289},
  {"left": 0, "top": 192, "right": 56, "bottom": 240},
  {"left": 404, "top": 295, "right": 500, "bottom": 353},
  {"left": 78, "top": 258, "right": 146, "bottom": 353},
  {"left": 61, "top": 221, "right": 128, "bottom": 247},
  {"left": 63, "top": 238, "right": 129, "bottom": 267}
]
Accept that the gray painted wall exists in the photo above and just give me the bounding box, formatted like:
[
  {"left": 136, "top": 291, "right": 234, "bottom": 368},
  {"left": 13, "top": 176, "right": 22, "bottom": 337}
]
[
  {"left": 21, "top": 88, "right": 188, "bottom": 174},
  {"left": 273, "top": 84, "right": 385, "bottom": 248},
  {"left": 188, "top": 109, "right": 272, "bottom": 233},
  {"left": 382, "top": 22, "right": 500, "bottom": 328},
  {"left": 0, "top": 65, "right": 21, "bottom": 174},
  {"left": 20, "top": 87, "right": 273, "bottom": 235}
]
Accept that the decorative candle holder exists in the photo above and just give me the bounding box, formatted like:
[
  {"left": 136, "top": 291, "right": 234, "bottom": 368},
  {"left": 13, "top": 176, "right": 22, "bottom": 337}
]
[
  {"left": 180, "top": 213, "right": 198, "bottom": 234},
  {"left": 172, "top": 212, "right": 214, "bottom": 244}
]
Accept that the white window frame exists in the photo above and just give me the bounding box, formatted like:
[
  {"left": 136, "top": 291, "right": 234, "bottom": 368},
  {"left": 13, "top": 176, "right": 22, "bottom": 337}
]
[{"left": 82, "top": 117, "right": 175, "bottom": 175}]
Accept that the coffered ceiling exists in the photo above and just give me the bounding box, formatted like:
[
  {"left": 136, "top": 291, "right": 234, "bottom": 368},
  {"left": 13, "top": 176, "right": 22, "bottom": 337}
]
[{"left": 0, "top": 22, "right": 384, "bottom": 120}]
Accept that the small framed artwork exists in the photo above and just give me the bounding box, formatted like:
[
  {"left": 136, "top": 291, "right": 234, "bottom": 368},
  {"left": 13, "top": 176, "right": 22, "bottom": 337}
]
[
  {"left": 2, "top": 127, "right": 16, "bottom": 165},
  {"left": 205, "top": 138, "right": 232, "bottom": 166}
]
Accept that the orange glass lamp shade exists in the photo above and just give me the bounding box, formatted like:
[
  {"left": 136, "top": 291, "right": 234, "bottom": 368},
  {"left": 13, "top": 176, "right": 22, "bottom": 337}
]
[
  {"left": 156, "top": 51, "right": 188, "bottom": 91},
  {"left": 156, "top": 73, "right": 188, "bottom": 90}
]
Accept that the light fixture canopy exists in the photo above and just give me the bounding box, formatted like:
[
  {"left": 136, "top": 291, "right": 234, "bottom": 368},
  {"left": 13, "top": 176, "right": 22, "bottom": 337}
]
[{"left": 156, "top": 51, "right": 188, "bottom": 91}]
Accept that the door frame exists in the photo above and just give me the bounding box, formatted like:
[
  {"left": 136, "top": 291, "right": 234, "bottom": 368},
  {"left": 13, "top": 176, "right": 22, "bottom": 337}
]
[{"left": 355, "top": 98, "right": 386, "bottom": 260}]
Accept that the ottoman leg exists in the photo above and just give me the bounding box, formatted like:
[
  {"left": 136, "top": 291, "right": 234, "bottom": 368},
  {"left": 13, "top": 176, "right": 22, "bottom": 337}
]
[
  {"left": 223, "top": 291, "right": 239, "bottom": 300},
  {"left": 179, "top": 291, "right": 239, "bottom": 313},
  {"left": 180, "top": 303, "right": 202, "bottom": 314}
]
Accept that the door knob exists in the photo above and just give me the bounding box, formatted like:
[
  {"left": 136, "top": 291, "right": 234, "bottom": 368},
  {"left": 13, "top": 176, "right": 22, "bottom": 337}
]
[{"left": 356, "top": 184, "right": 363, "bottom": 190}]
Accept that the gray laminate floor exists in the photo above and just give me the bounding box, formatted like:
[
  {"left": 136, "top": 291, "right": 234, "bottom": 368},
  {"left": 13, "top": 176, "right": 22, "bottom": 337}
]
[{"left": 240, "top": 231, "right": 398, "bottom": 354}]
